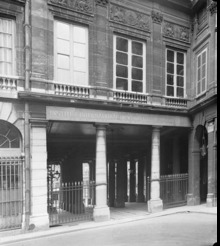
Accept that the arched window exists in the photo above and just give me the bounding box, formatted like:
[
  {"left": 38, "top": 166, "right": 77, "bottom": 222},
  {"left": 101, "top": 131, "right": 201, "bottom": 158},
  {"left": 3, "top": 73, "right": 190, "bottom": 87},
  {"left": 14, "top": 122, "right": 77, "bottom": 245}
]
[{"left": 0, "top": 121, "right": 20, "bottom": 148}]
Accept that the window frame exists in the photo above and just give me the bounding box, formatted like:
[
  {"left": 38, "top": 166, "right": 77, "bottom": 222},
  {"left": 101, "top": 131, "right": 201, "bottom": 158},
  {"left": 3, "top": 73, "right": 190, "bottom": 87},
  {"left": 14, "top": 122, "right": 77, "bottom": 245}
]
[
  {"left": 0, "top": 16, "right": 16, "bottom": 76},
  {"left": 196, "top": 48, "right": 207, "bottom": 96},
  {"left": 54, "top": 19, "right": 89, "bottom": 86},
  {"left": 165, "top": 48, "right": 186, "bottom": 98},
  {"left": 113, "top": 35, "right": 146, "bottom": 93}
]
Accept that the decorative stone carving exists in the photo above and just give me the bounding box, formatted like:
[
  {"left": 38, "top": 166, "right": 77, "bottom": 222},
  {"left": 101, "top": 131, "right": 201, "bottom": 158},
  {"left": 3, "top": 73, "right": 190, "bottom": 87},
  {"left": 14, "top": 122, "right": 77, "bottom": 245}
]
[
  {"left": 163, "top": 21, "right": 190, "bottom": 42},
  {"left": 163, "top": 22, "right": 174, "bottom": 38},
  {"left": 151, "top": 10, "right": 163, "bottom": 24},
  {"left": 48, "top": 0, "right": 93, "bottom": 14},
  {"left": 95, "top": 0, "right": 109, "bottom": 7},
  {"left": 208, "top": 1, "right": 217, "bottom": 15},
  {"left": 110, "top": 4, "right": 150, "bottom": 31}
]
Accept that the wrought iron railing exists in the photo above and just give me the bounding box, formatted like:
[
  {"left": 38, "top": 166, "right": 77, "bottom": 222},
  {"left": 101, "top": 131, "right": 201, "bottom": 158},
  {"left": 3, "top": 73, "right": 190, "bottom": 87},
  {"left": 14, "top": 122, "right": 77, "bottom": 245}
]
[
  {"left": 147, "top": 173, "right": 188, "bottom": 209},
  {"left": 48, "top": 181, "right": 95, "bottom": 226},
  {"left": 0, "top": 157, "right": 23, "bottom": 231}
]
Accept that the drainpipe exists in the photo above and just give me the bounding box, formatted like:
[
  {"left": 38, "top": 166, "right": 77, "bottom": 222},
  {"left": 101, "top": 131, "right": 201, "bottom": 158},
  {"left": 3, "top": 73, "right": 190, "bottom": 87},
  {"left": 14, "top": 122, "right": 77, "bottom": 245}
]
[{"left": 24, "top": 0, "right": 31, "bottom": 231}]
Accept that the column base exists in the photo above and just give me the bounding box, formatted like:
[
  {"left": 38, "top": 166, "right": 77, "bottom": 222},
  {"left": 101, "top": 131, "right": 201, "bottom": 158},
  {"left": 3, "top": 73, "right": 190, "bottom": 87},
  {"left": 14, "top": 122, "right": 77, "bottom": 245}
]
[
  {"left": 148, "top": 199, "right": 163, "bottom": 213},
  {"left": 26, "top": 214, "right": 49, "bottom": 231},
  {"left": 206, "top": 193, "right": 217, "bottom": 207},
  {"left": 187, "top": 194, "right": 200, "bottom": 206},
  {"left": 93, "top": 206, "right": 110, "bottom": 222}
]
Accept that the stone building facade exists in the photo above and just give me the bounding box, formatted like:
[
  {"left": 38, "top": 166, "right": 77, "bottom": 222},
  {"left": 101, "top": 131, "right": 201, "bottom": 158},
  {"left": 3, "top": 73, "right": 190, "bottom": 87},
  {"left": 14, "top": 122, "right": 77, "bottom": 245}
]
[{"left": 0, "top": 0, "right": 217, "bottom": 232}]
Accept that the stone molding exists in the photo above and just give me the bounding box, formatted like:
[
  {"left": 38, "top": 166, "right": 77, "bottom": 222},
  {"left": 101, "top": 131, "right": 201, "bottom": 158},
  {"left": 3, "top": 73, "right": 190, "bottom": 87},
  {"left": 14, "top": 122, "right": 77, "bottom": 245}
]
[
  {"left": 109, "top": 3, "right": 150, "bottom": 32},
  {"left": 95, "top": 0, "right": 109, "bottom": 7},
  {"left": 207, "top": 1, "right": 217, "bottom": 15},
  {"left": 163, "top": 21, "right": 190, "bottom": 43},
  {"left": 151, "top": 10, "right": 163, "bottom": 24},
  {"left": 48, "top": 0, "right": 94, "bottom": 15}
]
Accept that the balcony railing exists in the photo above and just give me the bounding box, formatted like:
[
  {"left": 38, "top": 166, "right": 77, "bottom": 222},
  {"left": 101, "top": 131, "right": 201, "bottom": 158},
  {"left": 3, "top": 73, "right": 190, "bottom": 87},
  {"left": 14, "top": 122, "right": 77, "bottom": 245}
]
[
  {"left": 113, "top": 91, "right": 148, "bottom": 105},
  {"left": 54, "top": 83, "right": 90, "bottom": 98},
  {"left": 165, "top": 97, "right": 188, "bottom": 108},
  {"left": 0, "top": 75, "right": 17, "bottom": 92}
]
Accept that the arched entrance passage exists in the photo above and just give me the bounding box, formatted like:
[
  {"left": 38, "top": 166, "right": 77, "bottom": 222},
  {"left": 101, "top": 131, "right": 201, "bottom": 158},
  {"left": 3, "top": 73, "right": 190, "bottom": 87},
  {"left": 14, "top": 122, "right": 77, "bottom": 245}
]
[
  {"left": 0, "top": 120, "right": 23, "bottom": 231},
  {"left": 195, "top": 125, "right": 208, "bottom": 203}
]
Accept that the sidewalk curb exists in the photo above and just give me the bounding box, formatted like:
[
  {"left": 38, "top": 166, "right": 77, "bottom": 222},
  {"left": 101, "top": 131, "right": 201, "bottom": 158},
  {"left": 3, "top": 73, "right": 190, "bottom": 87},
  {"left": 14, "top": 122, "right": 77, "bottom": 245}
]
[{"left": 0, "top": 209, "right": 217, "bottom": 245}]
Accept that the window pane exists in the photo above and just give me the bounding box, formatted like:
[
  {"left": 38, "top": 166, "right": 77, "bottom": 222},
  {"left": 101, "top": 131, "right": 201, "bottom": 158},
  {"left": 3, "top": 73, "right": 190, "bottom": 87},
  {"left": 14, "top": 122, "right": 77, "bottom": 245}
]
[
  {"left": 57, "top": 69, "right": 70, "bottom": 83},
  {"left": 202, "top": 78, "right": 206, "bottom": 91},
  {"left": 116, "top": 52, "right": 128, "bottom": 65},
  {"left": 197, "top": 81, "right": 201, "bottom": 94},
  {"left": 167, "top": 74, "right": 174, "bottom": 85},
  {"left": 167, "top": 62, "right": 174, "bottom": 74},
  {"left": 11, "top": 139, "right": 20, "bottom": 148},
  {"left": 132, "top": 81, "right": 143, "bottom": 92},
  {"left": 202, "top": 64, "right": 206, "bottom": 78},
  {"left": 198, "top": 68, "right": 201, "bottom": 81},
  {"left": 177, "top": 76, "right": 184, "bottom": 87},
  {"left": 116, "top": 65, "right": 128, "bottom": 78},
  {"left": 116, "top": 78, "right": 128, "bottom": 90},
  {"left": 132, "top": 56, "right": 143, "bottom": 68},
  {"left": 167, "top": 50, "right": 174, "bottom": 62},
  {"left": 132, "top": 68, "right": 143, "bottom": 80},
  {"left": 116, "top": 37, "right": 128, "bottom": 52},
  {"left": 198, "top": 55, "right": 201, "bottom": 67},
  {"left": 73, "top": 26, "right": 86, "bottom": 43},
  {"left": 74, "top": 43, "right": 86, "bottom": 58},
  {"left": 132, "top": 42, "right": 143, "bottom": 55},
  {"left": 177, "top": 65, "right": 184, "bottom": 75},
  {"left": 177, "top": 52, "right": 184, "bottom": 64},
  {"left": 177, "top": 87, "right": 184, "bottom": 97},
  {"left": 57, "top": 39, "right": 70, "bottom": 54},
  {"left": 74, "top": 71, "right": 87, "bottom": 85},
  {"left": 57, "top": 22, "right": 70, "bottom": 40},
  {"left": 73, "top": 57, "right": 86, "bottom": 72},
  {"left": 57, "top": 54, "right": 70, "bottom": 69},
  {"left": 0, "top": 136, "right": 7, "bottom": 147},
  {"left": 167, "top": 86, "right": 174, "bottom": 96},
  {"left": 202, "top": 51, "right": 206, "bottom": 64}
]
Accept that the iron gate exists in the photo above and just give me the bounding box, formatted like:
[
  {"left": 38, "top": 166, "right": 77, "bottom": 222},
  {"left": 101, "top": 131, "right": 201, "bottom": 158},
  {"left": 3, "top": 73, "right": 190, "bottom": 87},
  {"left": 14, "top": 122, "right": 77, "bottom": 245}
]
[
  {"left": 0, "top": 157, "right": 23, "bottom": 231},
  {"left": 48, "top": 181, "right": 95, "bottom": 226},
  {"left": 147, "top": 173, "right": 188, "bottom": 208}
]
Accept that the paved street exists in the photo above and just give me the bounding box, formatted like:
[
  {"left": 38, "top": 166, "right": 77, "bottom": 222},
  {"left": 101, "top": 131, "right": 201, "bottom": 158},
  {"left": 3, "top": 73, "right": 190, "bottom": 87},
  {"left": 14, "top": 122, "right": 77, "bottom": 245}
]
[{"left": 7, "top": 212, "right": 217, "bottom": 246}]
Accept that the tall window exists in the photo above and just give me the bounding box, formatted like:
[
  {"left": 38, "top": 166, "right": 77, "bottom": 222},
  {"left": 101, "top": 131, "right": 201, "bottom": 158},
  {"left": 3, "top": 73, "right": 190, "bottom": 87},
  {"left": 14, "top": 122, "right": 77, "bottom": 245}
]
[
  {"left": 0, "top": 17, "right": 15, "bottom": 75},
  {"left": 114, "top": 36, "right": 146, "bottom": 93},
  {"left": 54, "top": 20, "right": 88, "bottom": 85},
  {"left": 166, "top": 49, "right": 186, "bottom": 98},
  {"left": 197, "top": 49, "right": 207, "bottom": 96}
]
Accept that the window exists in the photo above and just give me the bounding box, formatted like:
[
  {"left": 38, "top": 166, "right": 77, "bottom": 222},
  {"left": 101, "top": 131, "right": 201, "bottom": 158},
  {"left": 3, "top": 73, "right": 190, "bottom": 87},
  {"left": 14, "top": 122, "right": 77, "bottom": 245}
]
[
  {"left": 166, "top": 49, "right": 186, "bottom": 98},
  {"left": 0, "top": 17, "right": 15, "bottom": 75},
  {"left": 0, "top": 121, "right": 20, "bottom": 148},
  {"left": 196, "top": 49, "right": 207, "bottom": 96},
  {"left": 54, "top": 20, "right": 88, "bottom": 85},
  {"left": 114, "top": 36, "right": 146, "bottom": 93}
]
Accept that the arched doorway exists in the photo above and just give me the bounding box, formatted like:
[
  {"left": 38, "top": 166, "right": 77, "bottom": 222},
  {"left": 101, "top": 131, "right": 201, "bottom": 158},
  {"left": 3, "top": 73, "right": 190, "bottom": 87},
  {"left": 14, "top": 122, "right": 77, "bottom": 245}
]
[
  {"left": 0, "top": 120, "right": 23, "bottom": 231},
  {"left": 195, "top": 125, "right": 208, "bottom": 203}
]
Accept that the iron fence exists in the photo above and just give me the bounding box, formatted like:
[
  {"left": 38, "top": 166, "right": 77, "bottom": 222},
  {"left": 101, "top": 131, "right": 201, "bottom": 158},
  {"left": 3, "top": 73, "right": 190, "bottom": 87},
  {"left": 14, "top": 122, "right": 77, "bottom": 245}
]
[
  {"left": 147, "top": 173, "right": 188, "bottom": 208},
  {"left": 48, "top": 181, "right": 95, "bottom": 226},
  {"left": 0, "top": 157, "right": 23, "bottom": 231}
]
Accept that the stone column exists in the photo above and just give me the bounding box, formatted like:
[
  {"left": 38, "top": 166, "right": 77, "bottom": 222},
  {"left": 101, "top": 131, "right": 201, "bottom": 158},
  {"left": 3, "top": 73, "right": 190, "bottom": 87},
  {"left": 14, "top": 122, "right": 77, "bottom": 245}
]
[
  {"left": 114, "top": 160, "right": 125, "bottom": 208},
  {"left": 187, "top": 128, "right": 200, "bottom": 206},
  {"left": 108, "top": 160, "right": 115, "bottom": 207},
  {"left": 148, "top": 127, "right": 163, "bottom": 213},
  {"left": 137, "top": 156, "right": 145, "bottom": 202},
  {"left": 173, "top": 137, "right": 180, "bottom": 174},
  {"left": 206, "top": 120, "right": 217, "bottom": 207},
  {"left": 129, "top": 158, "right": 136, "bottom": 202},
  {"left": 93, "top": 124, "right": 110, "bottom": 221},
  {"left": 29, "top": 119, "right": 49, "bottom": 230}
]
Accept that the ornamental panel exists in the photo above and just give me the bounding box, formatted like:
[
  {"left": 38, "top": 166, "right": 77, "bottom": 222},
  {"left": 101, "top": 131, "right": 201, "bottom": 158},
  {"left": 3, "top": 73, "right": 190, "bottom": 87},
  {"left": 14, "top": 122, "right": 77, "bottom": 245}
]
[{"left": 109, "top": 3, "right": 150, "bottom": 32}]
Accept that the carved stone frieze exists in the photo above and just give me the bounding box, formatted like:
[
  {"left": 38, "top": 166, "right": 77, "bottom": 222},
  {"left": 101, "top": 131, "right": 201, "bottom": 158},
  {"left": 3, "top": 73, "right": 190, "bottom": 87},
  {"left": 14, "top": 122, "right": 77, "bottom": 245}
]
[
  {"left": 151, "top": 10, "right": 163, "bottom": 24},
  {"left": 48, "top": 0, "right": 94, "bottom": 14},
  {"left": 163, "top": 21, "right": 190, "bottom": 43},
  {"left": 109, "top": 4, "right": 150, "bottom": 32},
  {"left": 208, "top": 1, "right": 217, "bottom": 15},
  {"left": 95, "top": 0, "right": 109, "bottom": 7}
]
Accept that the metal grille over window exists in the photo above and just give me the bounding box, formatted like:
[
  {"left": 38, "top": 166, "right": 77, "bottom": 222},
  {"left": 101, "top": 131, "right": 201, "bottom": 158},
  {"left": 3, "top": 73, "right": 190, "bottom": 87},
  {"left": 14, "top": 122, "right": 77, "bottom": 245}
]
[
  {"left": 114, "top": 36, "right": 146, "bottom": 93},
  {"left": 0, "top": 157, "right": 23, "bottom": 231}
]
